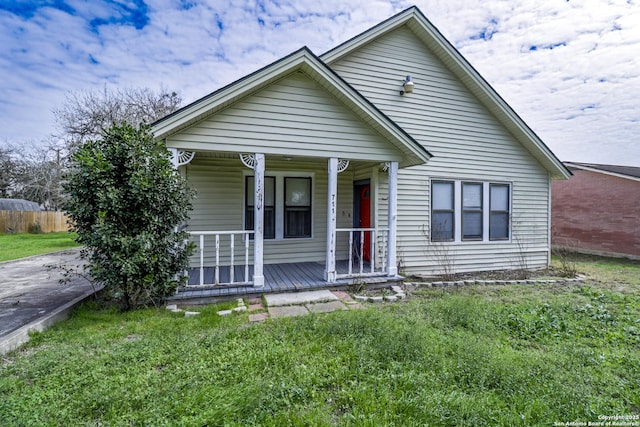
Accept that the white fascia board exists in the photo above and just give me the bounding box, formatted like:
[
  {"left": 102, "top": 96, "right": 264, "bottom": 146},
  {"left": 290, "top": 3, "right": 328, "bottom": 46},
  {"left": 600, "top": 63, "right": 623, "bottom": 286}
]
[{"left": 321, "top": 7, "right": 416, "bottom": 64}]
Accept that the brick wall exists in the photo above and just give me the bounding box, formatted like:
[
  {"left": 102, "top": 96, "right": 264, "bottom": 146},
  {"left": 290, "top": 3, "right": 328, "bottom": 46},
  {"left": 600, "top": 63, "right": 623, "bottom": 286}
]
[{"left": 551, "top": 169, "right": 640, "bottom": 258}]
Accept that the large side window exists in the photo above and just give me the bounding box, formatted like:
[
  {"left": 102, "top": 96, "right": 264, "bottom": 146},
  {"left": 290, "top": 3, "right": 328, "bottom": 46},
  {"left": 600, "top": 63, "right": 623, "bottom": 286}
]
[
  {"left": 462, "top": 182, "right": 483, "bottom": 240},
  {"left": 431, "top": 181, "right": 454, "bottom": 241},
  {"left": 284, "top": 177, "right": 312, "bottom": 238},
  {"left": 245, "top": 176, "right": 275, "bottom": 239},
  {"left": 490, "top": 184, "right": 510, "bottom": 240},
  {"left": 431, "top": 179, "right": 511, "bottom": 242}
]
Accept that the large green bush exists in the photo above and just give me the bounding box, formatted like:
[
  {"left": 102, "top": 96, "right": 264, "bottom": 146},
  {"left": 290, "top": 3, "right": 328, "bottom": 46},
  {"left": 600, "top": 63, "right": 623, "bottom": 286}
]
[{"left": 64, "top": 124, "right": 193, "bottom": 310}]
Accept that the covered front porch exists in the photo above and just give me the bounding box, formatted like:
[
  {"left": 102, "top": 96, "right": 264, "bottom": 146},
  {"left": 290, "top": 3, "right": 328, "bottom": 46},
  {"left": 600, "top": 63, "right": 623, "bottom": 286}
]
[{"left": 169, "top": 150, "right": 401, "bottom": 297}]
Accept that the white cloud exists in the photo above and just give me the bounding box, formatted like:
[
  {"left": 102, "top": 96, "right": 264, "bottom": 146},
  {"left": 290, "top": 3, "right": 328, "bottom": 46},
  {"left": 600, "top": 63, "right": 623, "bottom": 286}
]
[
  {"left": 0, "top": 0, "right": 638, "bottom": 166},
  {"left": 425, "top": 0, "right": 640, "bottom": 165}
]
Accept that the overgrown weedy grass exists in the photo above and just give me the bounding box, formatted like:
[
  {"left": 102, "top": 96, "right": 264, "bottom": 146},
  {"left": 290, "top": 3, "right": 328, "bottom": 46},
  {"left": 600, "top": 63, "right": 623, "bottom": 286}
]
[{"left": 1, "top": 257, "right": 639, "bottom": 426}]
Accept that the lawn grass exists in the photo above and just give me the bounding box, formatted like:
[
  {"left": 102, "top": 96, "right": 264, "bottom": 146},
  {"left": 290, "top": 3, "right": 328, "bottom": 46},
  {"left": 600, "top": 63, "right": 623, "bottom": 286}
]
[
  {"left": 1, "top": 257, "right": 639, "bottom": 426},
  {"left": 0, "top": 232, "right": 79, "bottom": 262},
  {"left": 568, "top": 253, "right": 640, "bottom": 289}
]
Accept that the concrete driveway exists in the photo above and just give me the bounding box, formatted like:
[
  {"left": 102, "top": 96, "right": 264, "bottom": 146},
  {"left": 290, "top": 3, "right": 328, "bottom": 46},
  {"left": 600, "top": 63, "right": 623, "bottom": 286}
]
[{"left": 0, "top": 249, "right": 97, "bottom": 354}]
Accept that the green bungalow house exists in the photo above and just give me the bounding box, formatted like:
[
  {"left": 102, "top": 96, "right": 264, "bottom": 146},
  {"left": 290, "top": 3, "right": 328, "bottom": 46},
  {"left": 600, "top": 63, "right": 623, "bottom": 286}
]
[{"left": 151, "top": 6, "right": 570, "bottom": 300}]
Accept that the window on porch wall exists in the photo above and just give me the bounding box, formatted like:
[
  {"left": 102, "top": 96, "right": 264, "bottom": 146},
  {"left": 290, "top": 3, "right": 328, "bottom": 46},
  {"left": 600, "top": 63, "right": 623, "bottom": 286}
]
[
  {"left": 244, "top": 175, "right": 312, "bottom": 239},
  {"left": 245, "top": 176, "right": 275, "bottom": 239},
  {"left": 284, "top": 177, "right": 311, "bottom": 238}
]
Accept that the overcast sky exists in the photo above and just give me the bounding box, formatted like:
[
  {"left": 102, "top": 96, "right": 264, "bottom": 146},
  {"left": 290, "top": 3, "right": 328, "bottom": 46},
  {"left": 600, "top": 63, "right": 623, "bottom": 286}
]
[{"left": 1, "top": 0, "right": 638, "bottom": 166}]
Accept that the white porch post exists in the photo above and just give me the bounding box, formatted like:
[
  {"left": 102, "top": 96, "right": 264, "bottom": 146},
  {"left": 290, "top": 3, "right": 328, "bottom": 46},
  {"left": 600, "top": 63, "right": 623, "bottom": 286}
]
[
  {"left": 325, "top": 157, "right": 338, "bottom": 282},
  {"left": 168, "top": 148, "right": 179, "bottom": 169},
  {"left": 253, "top": 153, "right": 265, "bottom": 287},
  {"left": 387, "top": 161, "right": 399, "bottom": 277}
]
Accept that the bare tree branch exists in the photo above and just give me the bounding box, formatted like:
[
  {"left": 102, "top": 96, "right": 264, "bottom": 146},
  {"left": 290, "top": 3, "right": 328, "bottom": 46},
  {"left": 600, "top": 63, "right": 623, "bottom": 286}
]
[
  {"left": 0, "top": 86, "right": 182, "bottom": 210},
  {"left": 53, "top": 86, "right": 182, "bottom": 151}
]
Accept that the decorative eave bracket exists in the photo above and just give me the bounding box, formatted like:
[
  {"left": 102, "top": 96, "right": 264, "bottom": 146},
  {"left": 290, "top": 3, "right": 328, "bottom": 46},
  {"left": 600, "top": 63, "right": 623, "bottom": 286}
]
[
  {"left": 176, "top": 150, "right": 195, "bottom": 166},
  {"left": 337, "top": 159, "right": 350, "bottom": 173},
  {"left": 240, "top": 154, "right": 257, "bottom": 169},
  {"left": 381, "top": 162, "right": 392, "bottom": 174}
]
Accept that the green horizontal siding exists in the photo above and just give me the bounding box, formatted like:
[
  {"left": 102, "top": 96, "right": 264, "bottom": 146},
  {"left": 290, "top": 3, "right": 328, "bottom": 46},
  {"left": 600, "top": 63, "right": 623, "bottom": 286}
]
[
  {"left": 331, "top": 26, "right": 551, "bottom": 276},
  {"left": 168, "top": 72, "right": 404, "bottom": 162}
]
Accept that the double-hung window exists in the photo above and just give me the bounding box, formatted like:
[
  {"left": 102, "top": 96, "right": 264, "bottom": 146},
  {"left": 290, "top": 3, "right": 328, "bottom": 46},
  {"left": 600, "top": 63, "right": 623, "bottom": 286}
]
[
  {"left": 245, "top": 176, "right": 275, "bottom": 239},
  {"left": 284, "top": 177, "right": 312, "bottom": 238},
  {"left": 431, "top": 180, "right": 511, "bottom": 242},
  {"left": 431, "top": 181, "right": 455, "bottom": 241},
  {"left": 462, "top": 182, "right": 483, "bottom": 240},
  {"left": 245, "top": 174, "right": 312, "bottom": 239},
  {"left": 490, "top": 184, "right": 510, "bottom": 240}
]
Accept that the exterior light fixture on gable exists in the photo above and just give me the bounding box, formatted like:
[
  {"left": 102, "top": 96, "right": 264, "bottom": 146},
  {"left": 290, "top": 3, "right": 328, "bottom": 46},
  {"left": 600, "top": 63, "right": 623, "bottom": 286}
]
[{"left": 400, "top": 75, "right": 414, "bottom": 95}]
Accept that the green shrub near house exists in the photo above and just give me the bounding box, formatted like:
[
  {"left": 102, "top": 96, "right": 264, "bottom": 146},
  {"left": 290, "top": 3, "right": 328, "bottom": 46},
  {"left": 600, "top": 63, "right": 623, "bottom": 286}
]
[{"left": 63, "top": 123, "right": 193, "bottom": 310}]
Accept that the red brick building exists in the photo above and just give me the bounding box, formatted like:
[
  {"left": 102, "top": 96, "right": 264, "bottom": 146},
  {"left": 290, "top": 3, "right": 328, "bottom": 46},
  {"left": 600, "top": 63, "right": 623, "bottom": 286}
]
[{"left": 552, "top": 162, "right": 640, "bottom": 259}]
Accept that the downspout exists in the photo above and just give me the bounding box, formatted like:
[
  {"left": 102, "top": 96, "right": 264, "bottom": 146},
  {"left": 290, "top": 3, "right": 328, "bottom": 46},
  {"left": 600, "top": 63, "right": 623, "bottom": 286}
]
[{"left": 548, "top": 172, "right": 552, "bottom": 267}]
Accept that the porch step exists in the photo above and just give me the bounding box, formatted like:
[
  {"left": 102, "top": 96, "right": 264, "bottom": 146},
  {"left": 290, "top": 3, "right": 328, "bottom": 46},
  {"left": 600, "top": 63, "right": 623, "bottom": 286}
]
[{"left": 264, "top": 290, "right": 339, "bottom": 307}]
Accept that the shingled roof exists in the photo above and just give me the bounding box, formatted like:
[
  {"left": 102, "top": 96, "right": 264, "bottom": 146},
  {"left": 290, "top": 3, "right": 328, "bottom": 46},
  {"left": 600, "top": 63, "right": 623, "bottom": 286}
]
[{"left": 565, "top": 162, "right": 640, "bottom": 180}]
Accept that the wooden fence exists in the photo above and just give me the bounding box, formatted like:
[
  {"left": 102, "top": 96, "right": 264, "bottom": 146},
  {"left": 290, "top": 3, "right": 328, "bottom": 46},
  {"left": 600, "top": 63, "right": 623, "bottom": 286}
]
[{"left": 0, "top": 210, "right": 70, "bottom": 234}]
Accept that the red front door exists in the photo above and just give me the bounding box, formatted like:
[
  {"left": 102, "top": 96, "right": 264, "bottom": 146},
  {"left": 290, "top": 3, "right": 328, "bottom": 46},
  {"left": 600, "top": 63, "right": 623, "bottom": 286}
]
[{"left": 359, "top": 185, "right": 371, "bottom": 261}]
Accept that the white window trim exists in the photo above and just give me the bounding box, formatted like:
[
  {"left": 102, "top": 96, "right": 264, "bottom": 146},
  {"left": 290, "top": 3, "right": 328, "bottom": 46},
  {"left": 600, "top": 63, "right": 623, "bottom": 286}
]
[
  {"left": 244, "top": 170, "right": 315, "bottom": 241},
  {"left": 431, "top": 179, "right": 511, "bottom": 243}
]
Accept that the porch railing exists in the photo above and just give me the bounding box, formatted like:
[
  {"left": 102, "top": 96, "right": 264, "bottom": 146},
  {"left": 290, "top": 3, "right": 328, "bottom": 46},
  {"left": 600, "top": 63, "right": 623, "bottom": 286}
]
[
  {"left": 336, "top": 228, "right": 389, "bottom": 279},
  {"left": 186, "top": 228, "right": 390, "bottom": 286},
  {"left": 187, "top": 231, "right": 254, "bottom": 287}
]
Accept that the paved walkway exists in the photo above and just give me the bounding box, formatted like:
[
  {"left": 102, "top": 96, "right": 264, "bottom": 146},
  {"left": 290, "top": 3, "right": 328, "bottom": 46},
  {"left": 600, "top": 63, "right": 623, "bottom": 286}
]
[
  {"left": 259, "top": 289, "right": 359, "bottom": 320},
  {"left": 200, "top": 289, "right": 367, "bottom": 322},
  {"left": 0, "top": 249, "right": 96, "bottom": 354},
  {"left": 169, "top": 287, "right": 408, "bottom": 321}
]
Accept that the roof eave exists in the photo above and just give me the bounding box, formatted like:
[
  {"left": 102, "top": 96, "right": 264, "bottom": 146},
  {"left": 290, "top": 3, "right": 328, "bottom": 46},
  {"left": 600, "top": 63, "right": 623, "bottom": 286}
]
[{"left": 152, "top": 47, "right": 432, "bottom": 168}]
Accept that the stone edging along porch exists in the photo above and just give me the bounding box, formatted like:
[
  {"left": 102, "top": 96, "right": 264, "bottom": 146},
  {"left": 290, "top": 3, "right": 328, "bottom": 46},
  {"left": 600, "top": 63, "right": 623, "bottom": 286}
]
[
  {"left": 165, "top": 276, "right": 585, "bottom": 323},
  {"left": 405, "top": 275, "right": 585, "bottom": 288}
]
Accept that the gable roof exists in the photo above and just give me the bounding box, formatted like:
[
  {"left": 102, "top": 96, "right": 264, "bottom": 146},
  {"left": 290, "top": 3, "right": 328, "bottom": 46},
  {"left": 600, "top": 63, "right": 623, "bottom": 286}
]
[
  {"left": 565, "top": 162, "right": 640, "bottom": 182},
  {"left": 152, "top": 47, "right": 431, "bottom": 168},
  {"left": 321, "top": 6, "right": 571, "bottom": 180}
]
